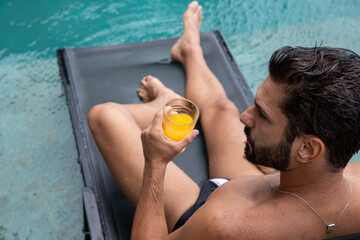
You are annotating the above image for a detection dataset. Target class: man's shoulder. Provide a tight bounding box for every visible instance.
[186,194,284,240]
[191,175,279,238]
[186,199,255,239]
[177,172,360,239]
[344,161,360,179]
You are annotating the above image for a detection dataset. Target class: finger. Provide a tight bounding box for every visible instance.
[152,109,164,131]
[142,110,160,139]
[178,129,199,149]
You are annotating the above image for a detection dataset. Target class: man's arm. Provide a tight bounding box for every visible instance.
[131,110,198,240]
[131,162,168,239]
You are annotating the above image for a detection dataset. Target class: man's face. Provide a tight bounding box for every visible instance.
[240,76,294,171]
[244,125,292,171]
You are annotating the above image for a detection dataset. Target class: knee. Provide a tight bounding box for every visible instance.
[209,97,239,116]
[87,102,119,132]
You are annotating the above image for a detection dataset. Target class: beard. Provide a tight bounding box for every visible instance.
[244,126,292,171]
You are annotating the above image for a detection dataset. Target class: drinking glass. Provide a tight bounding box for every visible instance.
[162,98,199,152]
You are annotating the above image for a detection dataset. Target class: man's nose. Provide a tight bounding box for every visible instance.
[240,105,256,128]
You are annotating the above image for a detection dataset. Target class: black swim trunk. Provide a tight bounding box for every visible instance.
[172,178,230,232]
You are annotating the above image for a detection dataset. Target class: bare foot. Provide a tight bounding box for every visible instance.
[137,75,181,104]
[171,1,203,63]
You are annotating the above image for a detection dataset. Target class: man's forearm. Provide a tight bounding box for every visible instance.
[131,162,169,240]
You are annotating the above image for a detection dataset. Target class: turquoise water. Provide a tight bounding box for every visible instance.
[1,0,359,239]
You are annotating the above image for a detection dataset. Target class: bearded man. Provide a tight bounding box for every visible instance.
[88,2,360,239]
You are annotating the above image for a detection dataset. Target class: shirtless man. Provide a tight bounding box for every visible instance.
[87,1,360,239]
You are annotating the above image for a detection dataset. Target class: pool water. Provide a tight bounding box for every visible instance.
[1,0,359,239]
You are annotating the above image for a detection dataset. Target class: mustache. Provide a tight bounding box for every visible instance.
[244,126,251,140]
[244,125,255,151]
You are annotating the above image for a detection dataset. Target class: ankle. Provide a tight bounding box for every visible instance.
[182,44,203,61]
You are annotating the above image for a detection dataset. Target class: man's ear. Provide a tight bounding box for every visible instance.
[297,136,325,163]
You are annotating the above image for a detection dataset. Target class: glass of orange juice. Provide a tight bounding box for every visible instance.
[162,98,199,152]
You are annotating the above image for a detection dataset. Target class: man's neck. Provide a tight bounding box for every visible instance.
[278,164,346,197]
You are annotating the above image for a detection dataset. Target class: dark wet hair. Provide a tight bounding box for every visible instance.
[269,46,360,171]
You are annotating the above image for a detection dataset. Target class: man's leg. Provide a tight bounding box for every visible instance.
[88,76,200,231]
[171,1,263,178]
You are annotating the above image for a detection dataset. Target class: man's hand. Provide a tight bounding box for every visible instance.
[141,109,199,167]
[132,109,198,240]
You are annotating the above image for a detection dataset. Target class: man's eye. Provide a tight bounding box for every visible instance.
[254,103,268,120]
[255,107,266,119]
[258,111,266,119]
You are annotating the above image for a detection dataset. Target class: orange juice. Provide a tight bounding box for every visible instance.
[163,113,195,141]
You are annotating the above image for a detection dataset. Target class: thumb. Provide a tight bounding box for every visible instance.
[152,110,164,128]
[179,129,199,148]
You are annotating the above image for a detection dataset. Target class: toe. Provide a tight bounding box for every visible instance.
[188,1,199,11]
[197,6,202,19]
[140,77,148,87]
[146,75,158,82]
[137,88,142,95]
[137,89,146,100]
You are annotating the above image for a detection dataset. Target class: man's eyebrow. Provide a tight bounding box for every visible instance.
[254,100,271,119]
